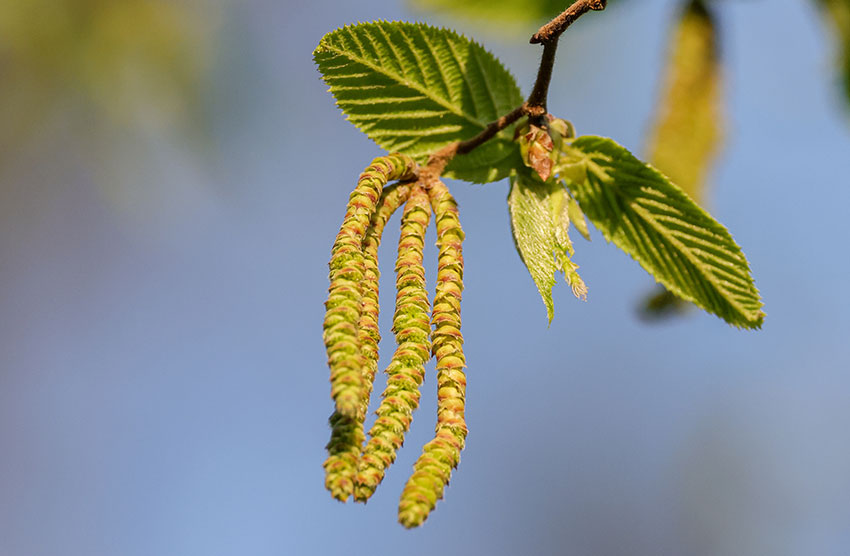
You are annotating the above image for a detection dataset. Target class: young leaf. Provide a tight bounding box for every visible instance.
[567,196,591,241]
[313,21,524,183]
[508,172,585,323]
[562,136,764,329]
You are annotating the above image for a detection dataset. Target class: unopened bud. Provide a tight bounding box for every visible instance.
[518,124,555,182]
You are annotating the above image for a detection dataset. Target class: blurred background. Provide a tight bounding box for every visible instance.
[1,0,849,554]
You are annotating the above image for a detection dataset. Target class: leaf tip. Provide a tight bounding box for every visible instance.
[741,309,766,330]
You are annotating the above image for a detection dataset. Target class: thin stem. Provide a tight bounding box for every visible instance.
[526,0,606,120]
[457,104,528,155]
[530,0,607,44]
[526,41,558,122]
[423,0,606,176]
[422,104,529,181]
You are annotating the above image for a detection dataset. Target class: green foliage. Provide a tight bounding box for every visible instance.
[642,0,722,317]
[412,0,573,26]
[313,21,523,183]
[315,7,765,528]
[508,171,586,323]
[562,136,764,328]
[646,0,721,204]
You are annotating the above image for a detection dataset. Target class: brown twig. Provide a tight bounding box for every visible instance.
[422,104,530,181]
[423,0,606,176]
[530,0,607,44]
[526,0,606,123]
[457,104,529,155]
[525,41,559,123]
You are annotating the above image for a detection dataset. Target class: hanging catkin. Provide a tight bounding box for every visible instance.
[323,154,417,419]
[324,182,415,501]
[398,179,467,528]
[324,155,416,501]
[355,183,433,503]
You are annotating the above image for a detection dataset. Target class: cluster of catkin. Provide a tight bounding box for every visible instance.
[322,153,467,528]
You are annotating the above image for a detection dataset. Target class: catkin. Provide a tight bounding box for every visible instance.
[358,183,415,417]
[323,412,365,502]
[355,184,433,503]
[324,182,414,501]
[398,180,467,528]
[324,154,417,419]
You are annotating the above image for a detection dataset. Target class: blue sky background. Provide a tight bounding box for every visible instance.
[1,0,849,554]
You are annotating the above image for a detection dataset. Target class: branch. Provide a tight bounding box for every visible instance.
[526,0,606,122]
[423,104,528,181]
[424,0,607,177]
[530,0,607,44]
[457,104,528,155]
[525,41,558,120]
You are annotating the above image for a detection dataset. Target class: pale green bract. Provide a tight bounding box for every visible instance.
[313,21,524,183]
[562,136,764,329]
[508,171,586,324]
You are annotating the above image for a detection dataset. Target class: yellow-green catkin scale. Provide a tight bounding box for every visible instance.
[354,184,433,503]
[324,183,414,502]
[647,0,721,202]
[398,180,467,529]
[324,154,417,420]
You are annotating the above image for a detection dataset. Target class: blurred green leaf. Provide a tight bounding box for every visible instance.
[639,288,690,320]
[0,0,221,209]
[817,0,850,107]
[0,1,216,134]
[643,0,723,317]
[411,0,569,26]
[646,0,721,202]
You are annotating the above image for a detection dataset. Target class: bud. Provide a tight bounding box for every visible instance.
[547,116,576,151]
[518,123,555,182]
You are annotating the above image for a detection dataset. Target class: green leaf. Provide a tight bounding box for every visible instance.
[567,196,591,241]
[313,21,524,183]
[563,136,764,329]
[508,171,586,323]
[643,0,722,317]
